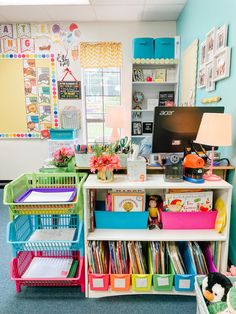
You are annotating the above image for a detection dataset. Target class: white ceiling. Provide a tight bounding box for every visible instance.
[0,0,187,22]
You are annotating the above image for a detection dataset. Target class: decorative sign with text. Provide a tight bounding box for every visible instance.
[58,81,81,99]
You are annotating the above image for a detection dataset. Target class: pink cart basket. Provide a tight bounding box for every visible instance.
[10,251,85,293]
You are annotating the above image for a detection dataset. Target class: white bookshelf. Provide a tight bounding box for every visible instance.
[131,61,180,144]
[83,174,232,298]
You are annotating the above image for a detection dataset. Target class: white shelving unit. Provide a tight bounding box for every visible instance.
[131,60,179,144]
[83,174,233,298]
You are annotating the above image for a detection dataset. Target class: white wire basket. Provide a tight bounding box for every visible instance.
[61,107,81,130]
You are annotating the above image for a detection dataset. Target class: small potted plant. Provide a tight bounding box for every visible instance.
[89,144,121,182]
[51,146,75,172]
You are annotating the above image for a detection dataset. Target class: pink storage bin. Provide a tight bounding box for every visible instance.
[161,210,217,230]
[10,251,85,293]
[88,272,109,291]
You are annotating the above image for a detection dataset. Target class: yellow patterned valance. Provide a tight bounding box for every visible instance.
[80,42,122,68]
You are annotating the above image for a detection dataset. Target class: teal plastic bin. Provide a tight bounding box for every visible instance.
[133,38,154,59]
[154,38,175,59]
[50,128,77,140]
[95,211,149,229]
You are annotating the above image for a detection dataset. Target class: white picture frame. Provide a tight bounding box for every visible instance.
[197,67,206,88]
[205,61,215,92]
[215,24,228,53]
[206,27,216,62]
[213,47,231,81]
[200,41,207,65]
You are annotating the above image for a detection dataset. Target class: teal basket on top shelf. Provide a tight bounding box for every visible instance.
[3,172,87,219]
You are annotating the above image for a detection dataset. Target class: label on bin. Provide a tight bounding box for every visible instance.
[114,278,126,288]
[179,279,190,289]
[157,277,169,286]
[136,278,148,288]
[92,278,104,288]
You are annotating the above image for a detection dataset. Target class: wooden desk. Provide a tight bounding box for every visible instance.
[76,165,235,181]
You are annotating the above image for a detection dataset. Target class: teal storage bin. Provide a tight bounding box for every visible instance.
[50,128,77,140]
[133,38,154,59]
[174,242,197,292]
[95,211,149,229]
[154,38,175,59]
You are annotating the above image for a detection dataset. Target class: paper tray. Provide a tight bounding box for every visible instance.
[14,188,77,203]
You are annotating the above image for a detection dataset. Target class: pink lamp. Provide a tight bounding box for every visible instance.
[194,113,232,181]
[105,107,126,143]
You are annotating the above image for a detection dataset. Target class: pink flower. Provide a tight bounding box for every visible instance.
[89,153,121,173]
[52,146,75,167]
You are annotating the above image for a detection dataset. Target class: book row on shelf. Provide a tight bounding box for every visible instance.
[87,240,221,293]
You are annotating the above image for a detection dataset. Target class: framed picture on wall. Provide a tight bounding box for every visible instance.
[215,24,228,53]
[197,67,206,88]
[200,41,207,65]
[132,68,144,82]
[142,122,153,133]
[206,27,216,62]
[213,47,231,81]
[132,121,142,135]
[205,62,215,92]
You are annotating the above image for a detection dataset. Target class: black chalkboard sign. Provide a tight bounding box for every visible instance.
[58,81,81,99]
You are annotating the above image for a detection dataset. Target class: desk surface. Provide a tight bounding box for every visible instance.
[76,165,235,170]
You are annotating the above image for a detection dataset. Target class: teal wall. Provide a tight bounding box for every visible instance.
[177,0,236,264]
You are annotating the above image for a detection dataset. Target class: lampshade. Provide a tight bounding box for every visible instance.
[194,113,232,147]
[105,107,126,128]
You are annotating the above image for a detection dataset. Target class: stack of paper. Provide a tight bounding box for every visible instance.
[22,257,73,278]
[28,228,76,242]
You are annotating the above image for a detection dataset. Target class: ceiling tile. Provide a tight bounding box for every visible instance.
[45,5,97,21]
[0,6,51,22]
[143,4,184,21]
[94,5,143,21]
[91,0,145,5]
[0,14,8,22]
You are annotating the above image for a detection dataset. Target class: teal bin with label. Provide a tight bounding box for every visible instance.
[154,38,175,59]
[133,38,154,59]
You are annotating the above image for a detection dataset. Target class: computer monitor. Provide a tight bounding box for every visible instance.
[152,106,225,154]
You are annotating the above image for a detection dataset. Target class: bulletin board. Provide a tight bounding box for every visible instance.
[0,53,58,139]
[180,39,199,106]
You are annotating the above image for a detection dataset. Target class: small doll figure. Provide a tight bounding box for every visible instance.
[148,195,163,230]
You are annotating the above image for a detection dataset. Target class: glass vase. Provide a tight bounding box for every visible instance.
[97,169,114,182]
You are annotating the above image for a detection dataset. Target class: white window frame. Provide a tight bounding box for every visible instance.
[82,67,122,145]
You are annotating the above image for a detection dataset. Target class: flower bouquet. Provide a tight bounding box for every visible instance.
[52,146,75,172]
[89,144,121,182]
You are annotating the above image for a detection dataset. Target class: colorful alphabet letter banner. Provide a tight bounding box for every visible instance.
[0,24,13,38]
[20,38,35,53]
[2,39,18,53]
[31,23,50,38]
[17,24,31,38]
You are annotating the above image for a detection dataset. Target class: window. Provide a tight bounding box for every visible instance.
[84,67,121,144]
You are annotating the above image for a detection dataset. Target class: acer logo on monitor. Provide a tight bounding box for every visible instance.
[159,111,174,115]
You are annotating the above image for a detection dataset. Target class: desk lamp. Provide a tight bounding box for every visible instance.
[105,107,125,143]
[194,113,232,181]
